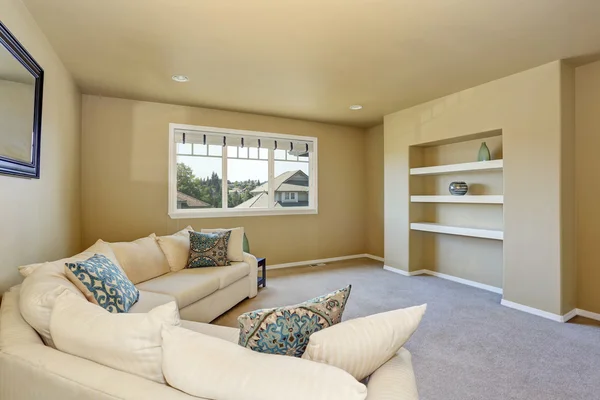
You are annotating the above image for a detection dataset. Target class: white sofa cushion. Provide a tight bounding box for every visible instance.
[17,239,122,278]
[19,262,87,347]
[365,348,420,400]
[0,286,43,349]
[161,325,367,400]
[109,234,170,284]
[201,227,244,262]
[156,226,194,272]
[302,305,426,381]
[183,262,251,289]
[135,270,221,309]
[128,290,176,314]
[50,291,180,384]
[180,320,239,343]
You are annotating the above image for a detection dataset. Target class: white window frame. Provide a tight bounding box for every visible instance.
[168,123,318,219]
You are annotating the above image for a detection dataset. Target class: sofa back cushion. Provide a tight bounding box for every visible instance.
[200,227,244,262]
[109,234,170,284]
[51,291,180,384]
[161,325,367,400]
[155,226,194,272]
[19,262,87,347]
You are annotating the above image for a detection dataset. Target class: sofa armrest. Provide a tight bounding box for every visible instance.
[366,348,419,400]
[242,252,258,298]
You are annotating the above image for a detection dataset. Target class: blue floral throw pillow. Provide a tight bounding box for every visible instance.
[64,254,139,313]
[187,231,231,268]
[238,285,351,357]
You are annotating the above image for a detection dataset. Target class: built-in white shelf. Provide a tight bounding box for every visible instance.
[410,160,503,176]
[410,222,504,241]
[410,195,503,204]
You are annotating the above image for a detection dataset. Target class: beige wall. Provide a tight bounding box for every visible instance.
[365,124,384,258]
[0,0,81,294]
[384,61,575,315]
[575,60,600,314]
[81,96,367,265]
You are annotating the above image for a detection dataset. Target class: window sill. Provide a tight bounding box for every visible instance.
[169,208,318,219]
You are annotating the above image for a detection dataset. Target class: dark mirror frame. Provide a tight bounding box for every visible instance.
[0,20,44,179]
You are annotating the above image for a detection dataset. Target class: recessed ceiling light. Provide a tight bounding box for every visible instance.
[349,105,363,110]
[172,75,189,83]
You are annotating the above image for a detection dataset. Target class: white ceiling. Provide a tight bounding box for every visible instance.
[21,0,600,127]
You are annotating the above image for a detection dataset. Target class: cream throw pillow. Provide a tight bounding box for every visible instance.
[155,226,194,272]
[201,227,244,262]
[51,291,180,384]
[17,239,122,278]
[302,304,427,381]
[161,325,367,400]
[109,234,171,284]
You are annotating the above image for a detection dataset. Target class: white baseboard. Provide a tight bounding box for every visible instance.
[425,270,503,294]
[383,265,410,276]
[500,300,577,323]
[267,254,383,270]
[562,309,578,322]
[500,303,600,323]
[364,254,384,262]
[576,308,600,322]
[383,265,426,276]
[383,265,503,294]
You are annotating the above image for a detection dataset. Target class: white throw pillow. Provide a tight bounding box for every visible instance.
[19,262,87,347]
[155,226,194,272]
[302,304,427,381]
[109,234,171,284]
[51,291,180,384]
[201,227,244,262]
[17,239,122,278]
[161,325,367,400]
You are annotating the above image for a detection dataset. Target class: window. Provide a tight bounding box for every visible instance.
[281,192,298,203]
[169,124,317,218]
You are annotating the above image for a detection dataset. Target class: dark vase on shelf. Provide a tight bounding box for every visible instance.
[478,142,491,161]
[449,181,468,196]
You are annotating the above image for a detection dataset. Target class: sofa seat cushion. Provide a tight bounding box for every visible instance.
[128,290,176,314]
[180,320,239,343]
[136,272,221,309]
[179,262,250,290]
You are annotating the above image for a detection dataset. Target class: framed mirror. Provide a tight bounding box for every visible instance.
[0,20,44,178]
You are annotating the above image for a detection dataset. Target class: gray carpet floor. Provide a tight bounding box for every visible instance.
[213,258,600,400]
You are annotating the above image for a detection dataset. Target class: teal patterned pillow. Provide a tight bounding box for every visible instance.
[238,285,351,357]
[64,254,139,313]
[187,231,231,268]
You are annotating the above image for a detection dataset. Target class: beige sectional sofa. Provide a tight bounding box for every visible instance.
[0,287,420,400]
[2,228,421,399]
